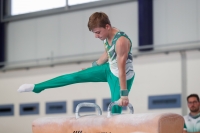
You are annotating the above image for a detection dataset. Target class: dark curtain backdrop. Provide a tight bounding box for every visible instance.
[0,1,5,68]
[138,0,153,51]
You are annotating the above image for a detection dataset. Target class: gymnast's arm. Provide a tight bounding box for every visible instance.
[82,50,107,70]
[96,50,108,65]
[116,37,130,106]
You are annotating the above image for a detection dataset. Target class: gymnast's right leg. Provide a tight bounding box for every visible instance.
[17,64,108,93]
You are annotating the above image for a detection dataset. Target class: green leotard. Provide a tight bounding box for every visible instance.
[33,31,135,113]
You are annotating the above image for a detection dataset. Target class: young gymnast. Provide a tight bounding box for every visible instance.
[18,12,135,113]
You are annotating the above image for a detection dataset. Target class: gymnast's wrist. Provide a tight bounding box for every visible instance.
[120,89,129,97]
[92,61,99,67]
[121,96,128,99]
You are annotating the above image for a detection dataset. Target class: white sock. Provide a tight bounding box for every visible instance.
[17,84,34,93]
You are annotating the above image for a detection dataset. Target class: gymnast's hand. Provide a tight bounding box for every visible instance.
[81,67,89,70]
[118,96,129,106]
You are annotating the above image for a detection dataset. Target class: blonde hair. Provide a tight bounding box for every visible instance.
[88,12,111,31]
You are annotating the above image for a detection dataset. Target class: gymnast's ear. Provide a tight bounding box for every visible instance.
[105,24,111,30]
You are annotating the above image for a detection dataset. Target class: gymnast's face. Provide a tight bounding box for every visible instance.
[187,97,200,113]
[92,24,110,40]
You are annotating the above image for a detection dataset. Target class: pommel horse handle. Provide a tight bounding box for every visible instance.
[107,101,134,117]
[75,102,102,119]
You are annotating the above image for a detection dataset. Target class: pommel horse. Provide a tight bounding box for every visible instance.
[32,102,184,133]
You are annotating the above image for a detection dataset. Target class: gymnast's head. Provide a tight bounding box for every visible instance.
[88,12,112,40]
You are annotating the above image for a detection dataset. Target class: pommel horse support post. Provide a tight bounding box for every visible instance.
[32,102,184,133]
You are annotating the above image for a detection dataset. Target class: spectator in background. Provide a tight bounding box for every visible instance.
[183,94,200,133]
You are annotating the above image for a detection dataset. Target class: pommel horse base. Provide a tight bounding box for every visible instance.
[32,102,184,133]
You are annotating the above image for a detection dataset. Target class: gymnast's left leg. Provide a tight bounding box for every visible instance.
[17,64,109,93]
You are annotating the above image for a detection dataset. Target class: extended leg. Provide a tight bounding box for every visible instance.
[18,64,109,93]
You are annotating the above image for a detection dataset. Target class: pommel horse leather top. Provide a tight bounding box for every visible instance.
[32,102,184,133]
